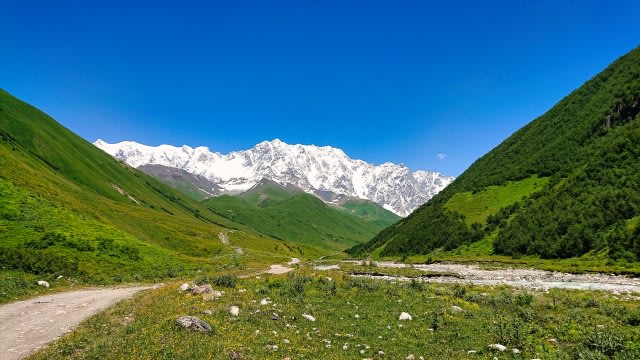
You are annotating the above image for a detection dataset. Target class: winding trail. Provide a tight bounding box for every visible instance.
[0,285,157,360]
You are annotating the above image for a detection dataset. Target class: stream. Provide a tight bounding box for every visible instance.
[344,261,640,294]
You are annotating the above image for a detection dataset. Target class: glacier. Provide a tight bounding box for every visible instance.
[94,138,454,216]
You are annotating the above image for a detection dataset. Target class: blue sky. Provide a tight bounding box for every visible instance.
[2,1,639,176]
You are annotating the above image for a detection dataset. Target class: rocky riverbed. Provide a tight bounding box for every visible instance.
[344,261,640,295]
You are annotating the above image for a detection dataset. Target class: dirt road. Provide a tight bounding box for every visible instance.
[0,286,155,360]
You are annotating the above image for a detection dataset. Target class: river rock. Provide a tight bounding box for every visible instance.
[176,316,212,332]
[37,280,50,288]
[192,284,213,295]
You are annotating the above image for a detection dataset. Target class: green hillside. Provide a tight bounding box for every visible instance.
[0,89,315,300]
[350,46,640,262]
[339,198,401,227]
[203,180,397,251]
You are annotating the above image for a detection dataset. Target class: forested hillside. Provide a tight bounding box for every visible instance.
[350,46,640,261]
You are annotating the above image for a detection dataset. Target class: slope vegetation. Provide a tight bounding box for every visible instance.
[0,89,308,299]
[204,180,399,251]
[351,46,640,262]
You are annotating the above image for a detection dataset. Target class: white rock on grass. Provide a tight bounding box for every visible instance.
[399,312,412,321]
[37,280,50,288]
[302,314,316,322]
[512,348,521,354]
[451,305,463,312]
[179,283,190,292]
[229,306,240,317]
[488,344,507,352]
[260,298,272,305]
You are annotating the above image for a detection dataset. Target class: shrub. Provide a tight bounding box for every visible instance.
[213,274,238,288]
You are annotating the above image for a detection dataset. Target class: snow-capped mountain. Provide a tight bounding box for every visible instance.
[94,139,454,216]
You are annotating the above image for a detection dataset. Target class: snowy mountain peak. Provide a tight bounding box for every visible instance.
[94,139,454,216]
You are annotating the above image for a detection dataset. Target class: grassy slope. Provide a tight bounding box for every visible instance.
[351,46,640,266]
[339,198,401,228]
[444,176,548,226]
[204,181,396,251]
[0,89,322,302]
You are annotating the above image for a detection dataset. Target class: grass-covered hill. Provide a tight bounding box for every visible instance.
[350,46,640,263]
[203,179,399,251]
[0,89,316,298]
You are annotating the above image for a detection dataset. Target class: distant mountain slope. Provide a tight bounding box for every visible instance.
[203,179,399,251]
[137,164,223,200]
[351,46,640,261]
[0,89,309,289]
[94,139,454,216]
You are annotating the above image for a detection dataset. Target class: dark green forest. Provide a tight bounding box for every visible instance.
[350,46,640,261]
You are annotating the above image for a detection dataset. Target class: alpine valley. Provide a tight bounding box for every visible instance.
[94,139,454,217]
[2,45,640,360]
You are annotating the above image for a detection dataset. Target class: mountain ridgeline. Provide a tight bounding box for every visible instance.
[94,139,454,217]
[351,46,640,261]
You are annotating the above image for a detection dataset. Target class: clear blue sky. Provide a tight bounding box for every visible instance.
[2,1,639,176]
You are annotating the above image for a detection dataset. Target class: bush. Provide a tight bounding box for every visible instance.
[25,232,67,249]
[515,291,534,306]
[0,247,78,275]
[213,274,238,288]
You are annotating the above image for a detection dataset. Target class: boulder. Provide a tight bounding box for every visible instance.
[229,305,240,317]
[399,312,412,321]
[191,284,213,295]
[202,290,224,301]
[178,283,190,292]
[37,280,50,288]
[176,316,212,333]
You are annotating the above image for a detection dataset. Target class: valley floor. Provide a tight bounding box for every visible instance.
[10,259,640,359]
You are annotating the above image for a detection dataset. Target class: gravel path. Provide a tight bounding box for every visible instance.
[0,286,156,360]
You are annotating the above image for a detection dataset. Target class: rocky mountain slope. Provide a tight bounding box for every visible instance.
[94,139,454,216]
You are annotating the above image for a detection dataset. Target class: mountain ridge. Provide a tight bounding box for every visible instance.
[94,138,454,216]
